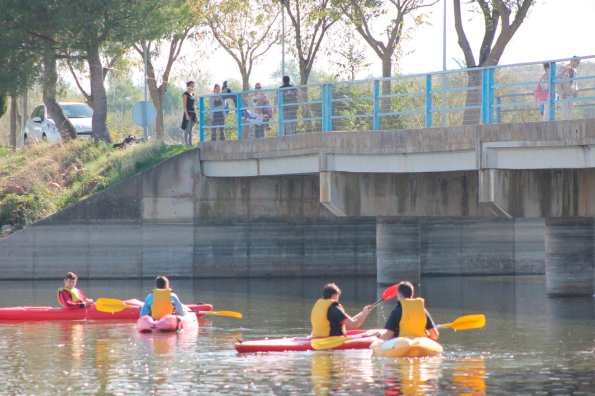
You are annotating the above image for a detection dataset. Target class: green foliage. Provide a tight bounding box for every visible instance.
[0,141,192,231]
[0,96,6,119]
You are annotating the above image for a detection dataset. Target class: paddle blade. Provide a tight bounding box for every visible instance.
[200,310,243,319]
[96,298,136,313]
[311,336,349,350]
[441,314,486,331]
[382,284,399,301]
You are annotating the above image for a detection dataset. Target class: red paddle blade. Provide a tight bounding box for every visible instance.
[382,284,398,301]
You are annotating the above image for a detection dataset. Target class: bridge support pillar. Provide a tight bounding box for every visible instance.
[545,218,594,296]
[377,218,420,285]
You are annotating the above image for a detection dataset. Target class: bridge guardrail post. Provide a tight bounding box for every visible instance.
[236,93,243,141]
[488,68,495,124]
[321,84,328,131]
[481,68,489,124]
[278,89,284,136]
[325,84,333,132]
[548,61,556,121]
[373,80,380,130]
[199,96,205,142]
[425,74,432,128]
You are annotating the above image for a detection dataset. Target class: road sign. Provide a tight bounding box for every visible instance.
[132,101,157,127]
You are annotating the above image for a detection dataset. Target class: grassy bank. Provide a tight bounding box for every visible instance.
[0,141,191,235]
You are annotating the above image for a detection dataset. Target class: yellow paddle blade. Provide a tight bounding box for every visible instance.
[202,310,243,319]
[440,314,486,331]
[95,298,137,313]
[311,336,350,350]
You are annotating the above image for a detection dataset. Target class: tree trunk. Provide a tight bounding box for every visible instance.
[42,49,77,141]
[9,96,17,150]
[147,74,164,140]
[240,67,250,92]
[299,58,309,86]
[380,54,393,118]
[462,68,482,125]
[87,44,111,143]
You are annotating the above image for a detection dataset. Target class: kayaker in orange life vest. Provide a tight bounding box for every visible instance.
[378,281,439,341]
[139,275,188,319]
[310,283,373,337]
[57,272,95,309]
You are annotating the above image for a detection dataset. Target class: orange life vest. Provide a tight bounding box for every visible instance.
[151,288,174,320]
[399,298,428,337]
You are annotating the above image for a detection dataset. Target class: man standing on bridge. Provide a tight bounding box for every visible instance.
[557,56,581,120]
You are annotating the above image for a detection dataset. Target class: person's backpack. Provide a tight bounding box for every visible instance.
[535,81,548,102]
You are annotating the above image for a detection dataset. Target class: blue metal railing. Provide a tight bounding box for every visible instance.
[198,55,595,142]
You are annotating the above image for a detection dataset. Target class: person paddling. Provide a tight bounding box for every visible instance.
[310,283,373,337]
[57,272,95,309]
[378,281,439,341]
[139,276,187,319]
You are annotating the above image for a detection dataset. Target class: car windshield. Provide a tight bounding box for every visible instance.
[61,104,93,118]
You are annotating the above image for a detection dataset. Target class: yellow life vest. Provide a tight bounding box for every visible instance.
[399,298,428,337]
[151,288,174,320]
[57,287,83,306]
[310,298,347,337]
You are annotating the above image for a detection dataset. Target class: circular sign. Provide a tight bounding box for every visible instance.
[132,101,157,127]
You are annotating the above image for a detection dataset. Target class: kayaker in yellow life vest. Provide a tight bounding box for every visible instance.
[310,283,373,337]
[378,281,439,341]
[57,272,95,309]
[139,275,188,319]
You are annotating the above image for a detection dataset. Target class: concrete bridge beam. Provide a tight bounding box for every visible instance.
[545,218,594,296]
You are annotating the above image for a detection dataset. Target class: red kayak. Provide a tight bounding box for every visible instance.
[0,300,213,321]
[235,329,385,353]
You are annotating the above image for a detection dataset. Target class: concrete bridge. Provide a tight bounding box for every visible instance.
[1,118,593,296]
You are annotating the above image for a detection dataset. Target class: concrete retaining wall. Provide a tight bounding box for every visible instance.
[0,147,547,280]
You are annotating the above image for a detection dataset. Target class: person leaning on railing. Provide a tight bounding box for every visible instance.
[209,84,228,141]
[278,76,299,136]
[252,83,272,138]
[557,56,581,120]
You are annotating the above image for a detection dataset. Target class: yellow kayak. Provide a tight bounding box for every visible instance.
[371,337,443,358]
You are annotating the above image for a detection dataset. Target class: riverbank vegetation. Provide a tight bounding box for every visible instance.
[0,141,190,235]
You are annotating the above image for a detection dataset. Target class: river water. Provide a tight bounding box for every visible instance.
[0,276,593,395]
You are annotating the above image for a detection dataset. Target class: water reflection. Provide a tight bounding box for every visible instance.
[449,358,486,396]
[0,276,592,395]
[379,357,443,396]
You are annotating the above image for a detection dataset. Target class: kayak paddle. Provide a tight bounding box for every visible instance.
[198,310,243,319]
[370,284,399,309]
[95,298,243,319]
[436,314,486,331]
[311,332,378,350]
[311,314,487,350]
[96,298,137,312]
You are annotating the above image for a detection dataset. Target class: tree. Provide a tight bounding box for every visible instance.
[0,1,77,142]
[66,50,124,110]
[331,29,371,80]
[133,26,193,140]
[335,0,437,114]
[0,96,6,119]
[66,0,186,142]
[284,0,340,85]
[335,0,437,79]
[196,0,280,91]
[453,0,535,124]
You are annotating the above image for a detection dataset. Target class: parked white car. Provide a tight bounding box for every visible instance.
[24,102,93,144]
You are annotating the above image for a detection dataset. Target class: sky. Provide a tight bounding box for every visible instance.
[174,0,595,90]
